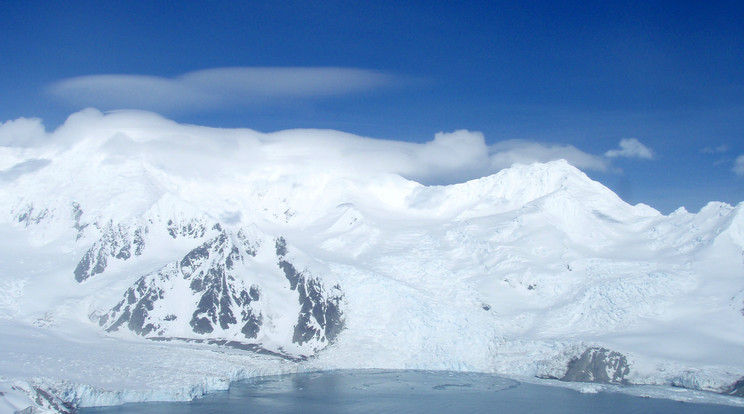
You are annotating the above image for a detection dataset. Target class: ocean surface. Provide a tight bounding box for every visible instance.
[80,370,744,413]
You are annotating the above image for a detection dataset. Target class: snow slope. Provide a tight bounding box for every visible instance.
[1,110,744,412]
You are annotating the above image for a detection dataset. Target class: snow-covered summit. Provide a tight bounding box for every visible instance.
[1,109,661,230]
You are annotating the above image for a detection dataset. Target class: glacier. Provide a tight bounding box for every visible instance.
[1,109,744,412]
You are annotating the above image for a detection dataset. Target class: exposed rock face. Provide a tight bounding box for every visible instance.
[71,201,88,240]
[727,378,744,397]
[9,382,74,414]
[559,347,630,384]
[166,218,209,239]
[74,221,148,282]
[15,203,49,227]
[98,231,344,356]
[74,217,215,283]
[184,231,262,337]
[100,230,263,339]
[276,237,344,347]
[100,268,167,336]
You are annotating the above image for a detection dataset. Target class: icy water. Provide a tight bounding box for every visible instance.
[81,370,744,413]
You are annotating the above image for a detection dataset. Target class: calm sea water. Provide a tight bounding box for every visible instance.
[81,370,744,413]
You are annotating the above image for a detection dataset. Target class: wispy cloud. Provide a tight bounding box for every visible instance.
[604,138,655,160]
[48,67,397,113]
[701,144,729,154]
[734,155,744,177]
[490,140,609,173]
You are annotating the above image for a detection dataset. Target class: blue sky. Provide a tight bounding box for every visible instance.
[1,1,743,213]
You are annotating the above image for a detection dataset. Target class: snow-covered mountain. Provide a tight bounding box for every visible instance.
[1,110,744,412]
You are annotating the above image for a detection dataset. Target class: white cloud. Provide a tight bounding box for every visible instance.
[0,117,48,147]
[491,140,609,172]
[701,144,729,154]
[405,130,492,184]
[604,138,655,159]
[0,110,614,186]
[48,67,396,113]
[734,155,744,177]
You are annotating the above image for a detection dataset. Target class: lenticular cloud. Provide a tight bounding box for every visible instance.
[0,109,610,186]
[48,67,396,113]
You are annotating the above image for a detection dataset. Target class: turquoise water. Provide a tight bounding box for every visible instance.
[81,370,744,413]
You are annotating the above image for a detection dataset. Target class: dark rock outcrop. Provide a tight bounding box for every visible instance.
[101,231,264,340]
[559,347,630,384]
[75,217,216,283]
[74,222,148,282]
[99,269,167,336]
[727,377,744,397]
[10,384,74,414]
[276,237,344,346]
[166,218,208,239]
[15,203,49,227]
[71,201,89,240]
[99,231,344,356]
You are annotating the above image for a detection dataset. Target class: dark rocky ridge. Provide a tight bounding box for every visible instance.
[561,347,630,384]
[276,237,344,346]
[9,383,74,414]
[74,222,147,282]
[185,231,262,337]
[74,217,213,283]
[71,201,88,240]
[98,230,344,356]
[100,268,167,336]
[100,230,264,340]
[15,203,49,227]
[540,347,630,385]
[167,218,208,239]
[727,378,744,397]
